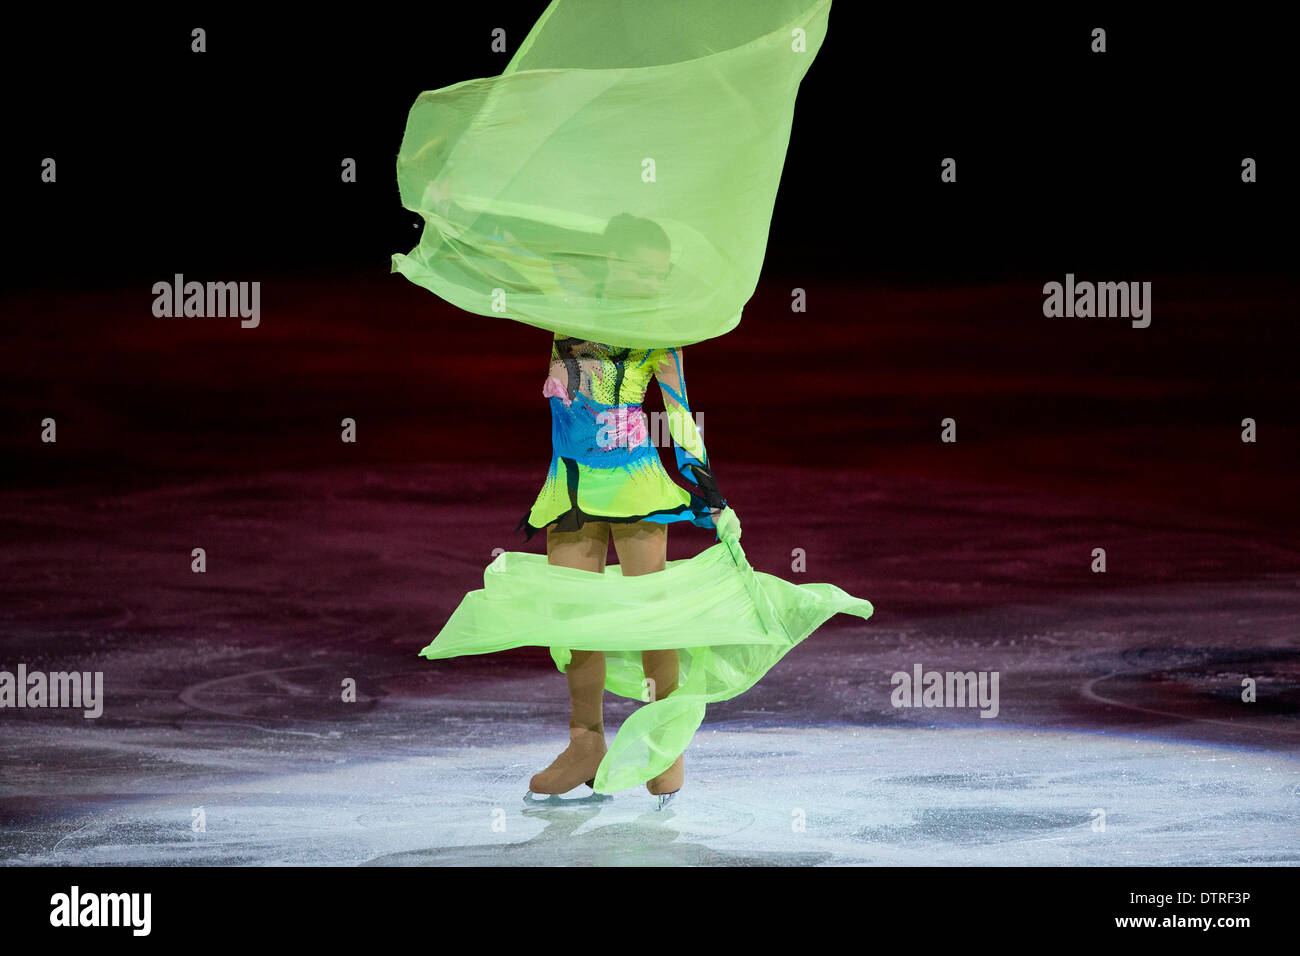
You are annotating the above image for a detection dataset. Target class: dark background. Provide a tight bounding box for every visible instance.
[4,6,1291,287]
[1,5,1294,528]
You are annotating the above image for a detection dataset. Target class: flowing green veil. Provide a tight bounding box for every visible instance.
[421,507,872,793]
[392,0,833,348]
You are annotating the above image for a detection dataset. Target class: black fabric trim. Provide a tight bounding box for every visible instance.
[515,458,728,542]
[611,346,631,403]
[554,337,582,401]
[563,456,580,513]
[686,463,725,510]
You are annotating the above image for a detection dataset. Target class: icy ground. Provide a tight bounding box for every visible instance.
[1,464,1296,865]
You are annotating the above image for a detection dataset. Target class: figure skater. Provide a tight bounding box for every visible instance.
[396,0,869,811]
[510,214,725,808]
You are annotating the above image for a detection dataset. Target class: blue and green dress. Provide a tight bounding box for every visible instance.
[518,335,724,540]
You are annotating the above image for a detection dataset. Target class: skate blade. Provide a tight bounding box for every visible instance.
[655,790,679,811]
[523,786,610,806]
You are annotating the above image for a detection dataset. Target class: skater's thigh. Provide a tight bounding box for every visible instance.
[610,520,666,576]
[547,521,609,573]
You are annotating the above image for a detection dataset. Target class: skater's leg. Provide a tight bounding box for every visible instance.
[609,519,665,575]
[639,648,679,702]
[528,521,610,796]
[564,650,606,733]
[610,521,677,699]
[546,519,609,573]
[611,521,683,802]
[547,521,609,732]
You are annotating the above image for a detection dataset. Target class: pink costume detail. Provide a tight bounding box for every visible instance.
[542,375,572,407]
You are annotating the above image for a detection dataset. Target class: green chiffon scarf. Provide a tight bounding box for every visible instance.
[391,0,833,348]
[418,507,873,793]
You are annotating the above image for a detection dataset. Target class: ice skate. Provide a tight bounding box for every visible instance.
[523,725,606,802]
[646,753,683,810]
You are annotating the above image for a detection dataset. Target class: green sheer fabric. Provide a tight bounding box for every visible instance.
[419,508,873,793]
[398,2,869,794]
[391,0,832,348]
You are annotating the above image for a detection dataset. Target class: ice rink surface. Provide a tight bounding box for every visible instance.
[2,463,1296,866]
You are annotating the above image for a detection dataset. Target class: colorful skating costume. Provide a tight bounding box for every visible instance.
[391,0,871,794]
[518,337,724,540]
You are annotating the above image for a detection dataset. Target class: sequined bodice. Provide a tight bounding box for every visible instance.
[547,335,668,407]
